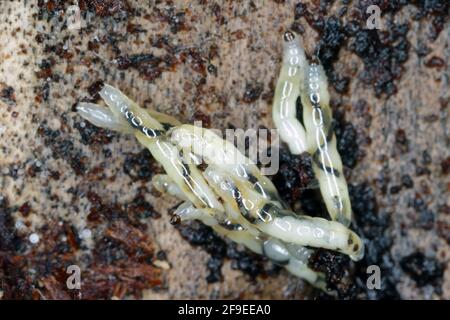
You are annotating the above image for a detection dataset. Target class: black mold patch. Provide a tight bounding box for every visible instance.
[350,182,400,299]
[116,53,176,82]
[37,123,87,175]
[74,121,115,146]
[349,24,409,97]
[400,252,444,287]
[317,16,346,70]
[243,83,264,104]
[294,1,449,97]
[123,149,159,181]
[271,149,315,207]
[309,249,352,296]
[87,80,105,102]
[0,196,21,252]
[310,182,401,299]
[127,192,161,220]
[0,83,16,106]
[334,110,360,169]
[411,194,435,230]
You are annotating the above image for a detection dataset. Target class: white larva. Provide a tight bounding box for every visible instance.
[272,31,353,227]
[272,31,308,155]
[76,56,363,292]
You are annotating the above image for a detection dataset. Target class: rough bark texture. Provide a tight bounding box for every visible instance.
[0,0,448,299]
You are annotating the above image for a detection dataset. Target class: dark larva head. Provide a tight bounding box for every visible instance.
[170,214,181,225]
[283,30,295,43]
[348,233,365,261]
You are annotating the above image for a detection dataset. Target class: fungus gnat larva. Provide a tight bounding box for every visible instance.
[77,31,364,292]
[272,31,353,227]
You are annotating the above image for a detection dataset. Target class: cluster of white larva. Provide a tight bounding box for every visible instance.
[272,31,353,227]
[77,52,363,290]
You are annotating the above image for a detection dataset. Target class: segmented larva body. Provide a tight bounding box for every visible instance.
[77,82,363,290]
[302,63,352,226]
[272,32,308,155]
[273,31,352,226]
